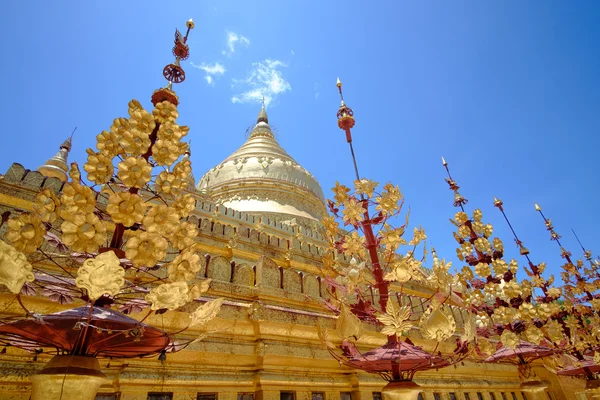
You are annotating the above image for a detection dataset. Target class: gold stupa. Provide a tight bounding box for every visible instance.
[197,105,326,223]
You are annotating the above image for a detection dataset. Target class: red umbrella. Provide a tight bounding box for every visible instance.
[557,357,600,377]
[0,306,170,358]
[485,341,555,363]
[347,341,449,374]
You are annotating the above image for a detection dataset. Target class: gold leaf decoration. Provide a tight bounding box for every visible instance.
[0,240,35,294]
[189,297,224,327]
[75,251,124,301]
[145,281,192,311]
[316,321,335,349]
[336,304,363,340]
[376,299,413,337]
[419,306,456,342]
[500,330,519,349]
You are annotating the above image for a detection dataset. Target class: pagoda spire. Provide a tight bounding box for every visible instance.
[38,128,76,182]
[257,98,268,124]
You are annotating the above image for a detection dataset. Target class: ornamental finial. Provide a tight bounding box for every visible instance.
[534,203,541,212]
[152,19,195,106]
[336,77,355,139]
[441,156,447,166]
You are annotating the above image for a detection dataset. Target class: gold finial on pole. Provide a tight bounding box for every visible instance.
[441,156,447,166]
[335,77,356,144]
[534,203,541,212]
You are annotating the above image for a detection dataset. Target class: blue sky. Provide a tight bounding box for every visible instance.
[1,1,599,279]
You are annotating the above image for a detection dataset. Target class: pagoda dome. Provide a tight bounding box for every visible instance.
[197,106,326,222]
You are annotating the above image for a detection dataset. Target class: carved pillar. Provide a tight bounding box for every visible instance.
[421,392,435,400]
[217,393,239,400]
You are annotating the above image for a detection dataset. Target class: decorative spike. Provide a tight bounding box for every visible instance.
[442,156,447,166]
[336,77,342,88]
[493,196,503,208]
[534,203,541,211]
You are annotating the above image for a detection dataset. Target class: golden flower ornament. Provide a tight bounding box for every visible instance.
[69,162,81,182]
[125,231,168,267]
[341,231,366,258]
[419,307,456,342]
[60,182,96,217]
[342,198,365,225]
[336,304,363,340]
[145,281,191,310]
[354,179,378,198]
[96,130,124,157]
[152,100,179,123]
[377,299,414,337]
[379,224,406,251]
[128,99,143,116]
[106,192,146,227]
[384,256,422,283]
[110,117,130,138]
[117,157,152,188]
[0,240,35,294]
[477,337,494,356]
[61,212,107,253]
[84,149,114,185]
[167,249,203,282]
[157,121,187,141]
[332,182,350,205]
[129,108,156,135]
[408,227,426,246]
[4,213,46,254]
[170,221,199,250]
[524,326,544,345]
[189,297,224,327]
[33,189,60,224]
[454,212,469,225]
[500,329,520,349]
[173,194,196,218]
[143,204,180,237]
[75,251,125,300]
[121,128,151,156]
[152,139,183,166]
[375,183,402,215]
[172,158,193,180]
[156,171,185,196]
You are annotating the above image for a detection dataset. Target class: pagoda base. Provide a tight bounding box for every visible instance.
[30,355,107,400]
[382,380,421,400]
[519,380,548,400]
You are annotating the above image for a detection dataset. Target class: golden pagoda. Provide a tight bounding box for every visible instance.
[0,20,594,400]
[197,104,326,224]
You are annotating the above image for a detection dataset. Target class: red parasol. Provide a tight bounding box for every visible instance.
[0,306,170,358]
[557,357,600,377]
[346,341,449,374]
[485,341,555,363]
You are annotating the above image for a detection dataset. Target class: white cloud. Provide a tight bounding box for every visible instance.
[191,62,226,85]
[231,59,291,106]
[291,49,295,56]
[223,31,250,56]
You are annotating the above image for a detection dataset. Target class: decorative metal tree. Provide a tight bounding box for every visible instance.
[441,160,565,400]
[0,19,223,400]
[317,80,476,400]
[531,205,600,395]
